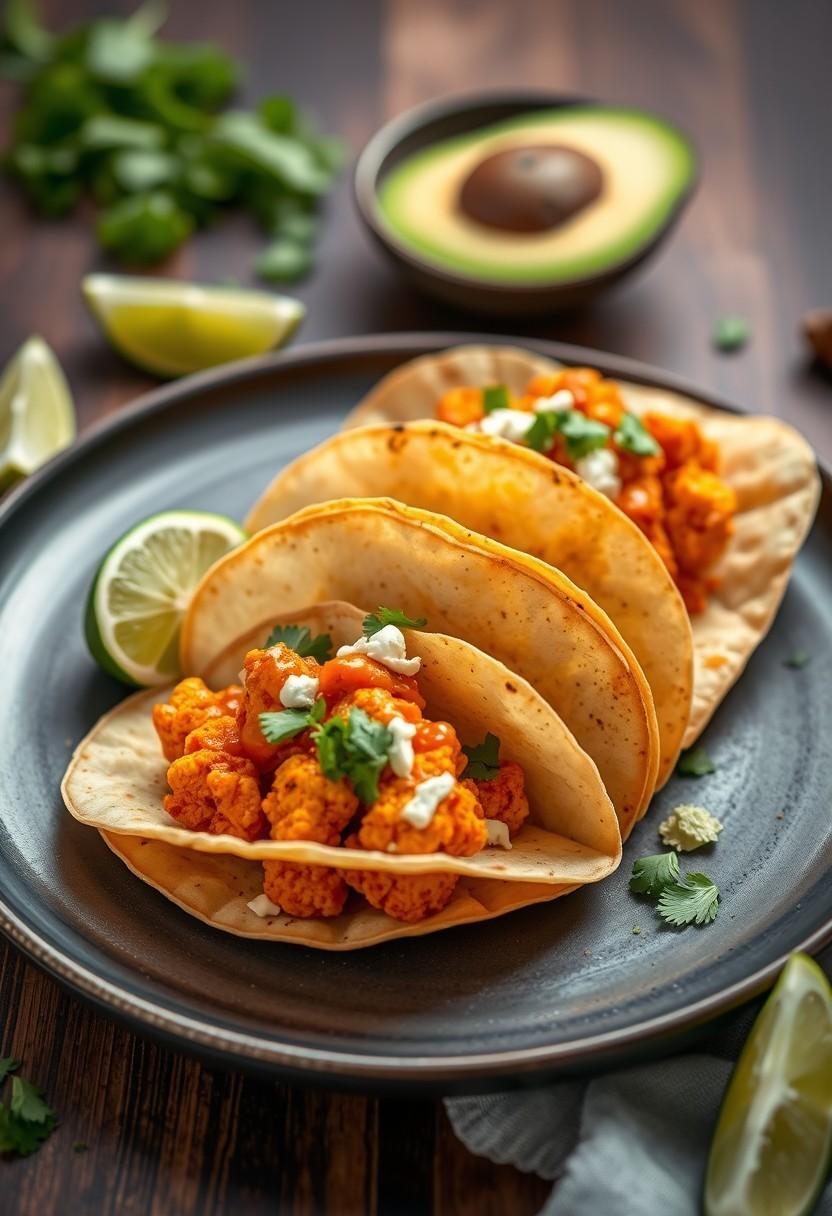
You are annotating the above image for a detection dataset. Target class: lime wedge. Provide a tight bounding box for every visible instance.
[85,510,246,686]
[82,274,305,378]
[705,952,832,1216]
[0,336,75,492]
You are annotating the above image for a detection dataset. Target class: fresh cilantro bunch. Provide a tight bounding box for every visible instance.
[462,733,501,781]
[629,851,720,927]
[0,1057,57,1156]
[0,0,344,278]
[263,623,333,663]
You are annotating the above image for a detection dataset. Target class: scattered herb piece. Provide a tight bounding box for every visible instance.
[629,851,680,898]
[713,316,750,353]
[632,925,642,935]
[676,744,716,778]
[462,733,502,781]
[0,1058,19,1084]
[11,1076,52,1124]
[362,607,427,638]
[314,707,392,804]
[784,650,811,669]
[524,410,559,454]
[263,623,333,663]
[659,804,723,851]
[0,1065,57,1157]
[657,873,720,926]
[614,411,661,457]
[259,695,325,745]
[482,384,510,414]
[524,408,610,460]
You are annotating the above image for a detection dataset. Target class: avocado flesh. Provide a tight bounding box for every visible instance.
[378,108,696,284]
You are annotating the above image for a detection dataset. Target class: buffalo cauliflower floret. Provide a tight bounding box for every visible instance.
[238,643,319,770]
[164,748,266,841]
[262,754,358,845]
[358,751,486,857]
[664,464,737,574]
[153,678,242,762]
[329,685,422,727]
[318,653,425,710]
[461,760,530,835]
[436,385,486,428]
[262,860,347,918]
[344,863,458,923]
[184,714,245,757]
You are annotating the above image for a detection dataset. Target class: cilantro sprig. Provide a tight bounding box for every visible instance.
[259,695,325,744]
[462,733,501,781]
[263,622,333,663]
[614,412,661,457]
[0,1057,57,1157]
[315,707,392,804]
[482,384,510,414]
[362,607,427,638]
[525,408,610,460]
[629,852,720,928]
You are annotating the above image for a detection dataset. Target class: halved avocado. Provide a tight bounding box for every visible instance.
[377,107,696,285]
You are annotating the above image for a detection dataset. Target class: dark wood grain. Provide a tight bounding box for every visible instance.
[1,1,830,1212]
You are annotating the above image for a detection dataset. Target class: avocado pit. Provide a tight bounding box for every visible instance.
[458,144,604,234]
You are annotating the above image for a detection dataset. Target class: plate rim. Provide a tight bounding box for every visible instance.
[1,331,830,1087]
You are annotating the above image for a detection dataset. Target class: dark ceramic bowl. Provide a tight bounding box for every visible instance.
[354,91,698,316]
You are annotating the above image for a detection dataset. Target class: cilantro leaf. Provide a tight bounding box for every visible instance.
[0,1058,19,1084]
[657,873,719,926]
[263,623,333,662]
[525,410,559,454]
[11,1076,52,1124]
[614,412,661,457]
[482,384,510,414]
[462,733,501,781]
[784,650,811,669]
[558,410,611,460]
[362,607,427,638]
[629,851,680,897]
[676,745,716,778]
[0,1103,57,1156]
[314,708,392,804]
[259,696,325,745]
[713,316,750,353]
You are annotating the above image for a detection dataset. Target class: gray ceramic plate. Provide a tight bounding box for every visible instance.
[1,334,830,1092]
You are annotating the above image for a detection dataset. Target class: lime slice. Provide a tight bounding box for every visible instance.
[85,510,246,686]
[82,274,305,378]
[705,952,832,1216]
[0,336,75,492]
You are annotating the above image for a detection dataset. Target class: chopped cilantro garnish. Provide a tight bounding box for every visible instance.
[676,745,716,778]
[263,623,333,662]
[657,873,720,926]
[629,851,680,897]
[314,707,392,803]
[713,316,750,352]
[0,1065,56,1157]
[259,696,325,744]
[614,412,661,457]
[525,410,560,454]
[482,384,510,414]
[462,733,501,781]
[524,408,610,460]
[784,650,811,669]
[362,607,427,637]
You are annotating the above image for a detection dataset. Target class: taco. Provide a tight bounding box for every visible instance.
[181,499,660,834]
[334,345,819,743]
[63,603,621,949]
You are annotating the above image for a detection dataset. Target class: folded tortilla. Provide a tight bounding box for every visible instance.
[180,500,659,834]
[340,345,820,744]
[245,421,693,787]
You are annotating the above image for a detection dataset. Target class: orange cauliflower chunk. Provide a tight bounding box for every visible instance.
[358,751,486,857]
[164,748,266,841]
[616,476,679,578]
[263,860,347,918]
[262,754,358,845]
[462,761,530,835]
[644,413,718,472]
[153,678,242,762]
[344,864,458,923]
[664,465,737,573]
[184,714,245,757]
[238,643,319,770]
[329,685,422,727]
[436,386,485,427]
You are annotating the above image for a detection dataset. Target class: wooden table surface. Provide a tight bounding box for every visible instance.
[1,1,830,1212]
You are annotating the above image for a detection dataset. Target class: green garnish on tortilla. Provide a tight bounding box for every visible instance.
[462,732,501,781]
[264,622,333,662]
[362,607,427,638]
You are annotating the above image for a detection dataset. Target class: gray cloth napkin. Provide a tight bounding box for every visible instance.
[446,946,832,1215]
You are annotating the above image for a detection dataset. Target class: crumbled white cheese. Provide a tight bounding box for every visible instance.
[401,772,456,829]
[659,804,724,852]
[485,819,512,850]
[247,893,283,918]
[279,673,320,709]
[337,624,421,675]
[574,447,621,498]
[477,408,536,443]
[387,715,417,778]
[533,389,575,412]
